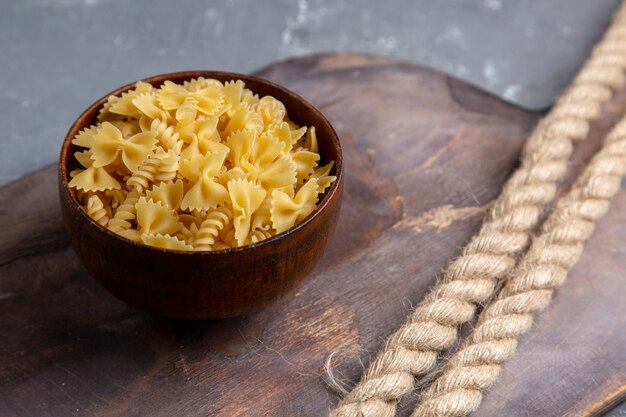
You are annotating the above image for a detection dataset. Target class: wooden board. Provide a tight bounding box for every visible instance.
[1,53,625,417]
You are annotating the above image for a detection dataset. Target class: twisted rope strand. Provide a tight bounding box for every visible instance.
[329,4,626,417]
[411,107,626,417]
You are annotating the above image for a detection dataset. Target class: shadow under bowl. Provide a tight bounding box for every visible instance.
[59,71,343,320]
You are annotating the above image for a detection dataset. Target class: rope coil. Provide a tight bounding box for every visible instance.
[329,3,626,417]
[412,110,626,417]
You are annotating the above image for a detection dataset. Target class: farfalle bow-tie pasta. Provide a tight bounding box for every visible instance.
[68,78,336,251]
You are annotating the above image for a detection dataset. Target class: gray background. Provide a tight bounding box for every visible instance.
[0,0,622,185]
[1,0,624,414]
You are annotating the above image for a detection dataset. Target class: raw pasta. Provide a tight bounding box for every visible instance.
[69,78,336,251]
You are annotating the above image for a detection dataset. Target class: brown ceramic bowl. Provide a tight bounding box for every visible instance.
[59,71,343,320]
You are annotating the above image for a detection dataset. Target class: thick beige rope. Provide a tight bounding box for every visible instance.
[329,4,626,417]
[411,107,626,417]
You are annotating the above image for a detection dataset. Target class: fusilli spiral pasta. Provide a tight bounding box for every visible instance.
[126,149,163,193]
[247,228,273,245]
[150,118,183,155]
[156,149,180,182]
[194,206,232,251]
[108,189,140,233]
[86,194,109,227]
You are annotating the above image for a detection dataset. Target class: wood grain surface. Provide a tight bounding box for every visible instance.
[1,53,625,417]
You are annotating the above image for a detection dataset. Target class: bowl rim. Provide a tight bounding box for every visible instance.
[59,70,343,256]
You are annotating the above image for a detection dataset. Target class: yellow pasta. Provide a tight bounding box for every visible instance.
[226,129,255,168]
[292,150,320,184]
[155,150,180,182]
[247,228,273,245]
[86,194,109,227]
[257,155,297,190]
[270,178,319,234]
[90,122,157,173]
[149,118,183,155]
[141,233,193,251]
[108,189,140,233]
[179,150,229,211]
[105,188,128,210]
[145,180,184,211]
[107,82,154,120]
[258,96,286,126]
[69,166,121,192]
[228,178,267,247]
[126,148,165,193]
[311,161,337,194]
[176,214,201,246]
[72,125,99,148]
[194,206,232,251]
[68,78,336,250]
[135,197,181,236]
